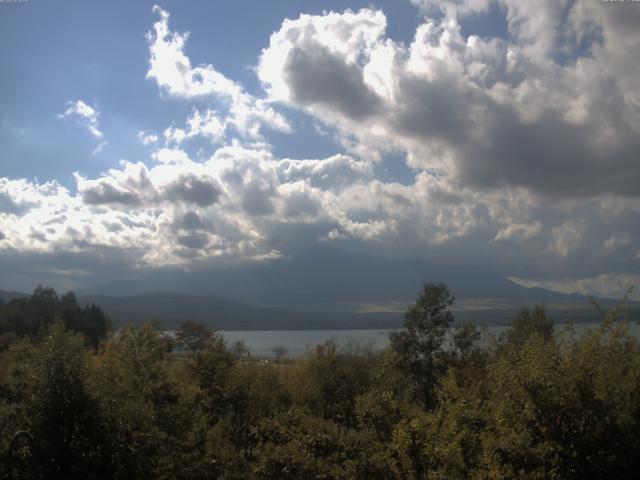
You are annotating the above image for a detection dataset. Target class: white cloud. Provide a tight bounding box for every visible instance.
[146,6,239,99]
[146,5,290,140]
[1,139,637,284]
[59,100,103,138]
[3,3,640,291]
[493,221,542,242]
[58,100,107,154]
[138,130,159,145]
[547,220,584,258]
[0,144,486,268]
[604,232,633,252]
[258,4,640,197]
[511,273,640,302]
[164,109,225,145]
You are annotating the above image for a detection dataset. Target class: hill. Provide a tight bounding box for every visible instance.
[0,289,27,303]
[80,248,589,307]
[76,291,638,331]
[77,291,403,330]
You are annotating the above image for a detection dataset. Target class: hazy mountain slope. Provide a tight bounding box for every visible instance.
[0,289,27,303]
[80,248,588,306]
[3,285,636,331]
[78,291,403,330]
[77,291,639,331]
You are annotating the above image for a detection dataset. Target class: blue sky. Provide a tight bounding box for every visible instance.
[1,0,639,301]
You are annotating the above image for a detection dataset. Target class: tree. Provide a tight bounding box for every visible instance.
[292,341,374,426]
[60,292,110,349]
[389,282,454,407]
[501,305,553,350]
[91,323,188,479]
[271,345,288,363]
[27,286,59,338]
[452,321,482,359]
[189,336,237,426]
[24,323,108,479]
[231,339,251,358]
[0,287,109,347]
[175,319,214,356]
[253,409,390,479]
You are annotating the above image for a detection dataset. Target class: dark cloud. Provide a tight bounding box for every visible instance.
[102,221,123,233]
[177,232,210,249]
[43,215,68,225]
[392,75,478,143]
[241,187,275,216]
[79,164,156,207]
[282,190,320,218]
[284,43,381,120]
[454,105,640,199]
[82,183,142,206]
[0,245,146,293]
[165,174,221,207]
[29,228,47,242]
[0,192,38,216]
[175,211,205,231]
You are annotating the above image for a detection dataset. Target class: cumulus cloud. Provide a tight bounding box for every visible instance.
[0,190,38,216]
[1,139,637,297]
[0,143,483,269]
[493,221,542,242]
[274,154,374,190]
[604,232,634,252]
[75,162,157,207]
[2,3,639,301]
[138,130,159,145]
[511,273,640,302]
[146,5,290,140]
[547,220,584,258]
[258,3,640,199]
[164,174,221,207]
[164,109,225,145]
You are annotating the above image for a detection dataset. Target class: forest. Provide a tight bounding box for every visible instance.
[1,283,639,479]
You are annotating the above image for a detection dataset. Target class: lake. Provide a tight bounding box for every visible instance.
[218,321,640,358]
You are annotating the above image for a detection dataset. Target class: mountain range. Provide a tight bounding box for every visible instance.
[2,250,636,329]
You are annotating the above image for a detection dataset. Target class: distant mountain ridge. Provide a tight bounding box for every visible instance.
[77,291,403,330]
[67,290,640,330]
[0,289,27,303]
[3,253,637,331]
[79,248,591,306]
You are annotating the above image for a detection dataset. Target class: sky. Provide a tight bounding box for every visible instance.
[0,0,639,301]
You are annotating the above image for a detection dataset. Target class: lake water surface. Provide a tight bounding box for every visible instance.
[219,322,640,358]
